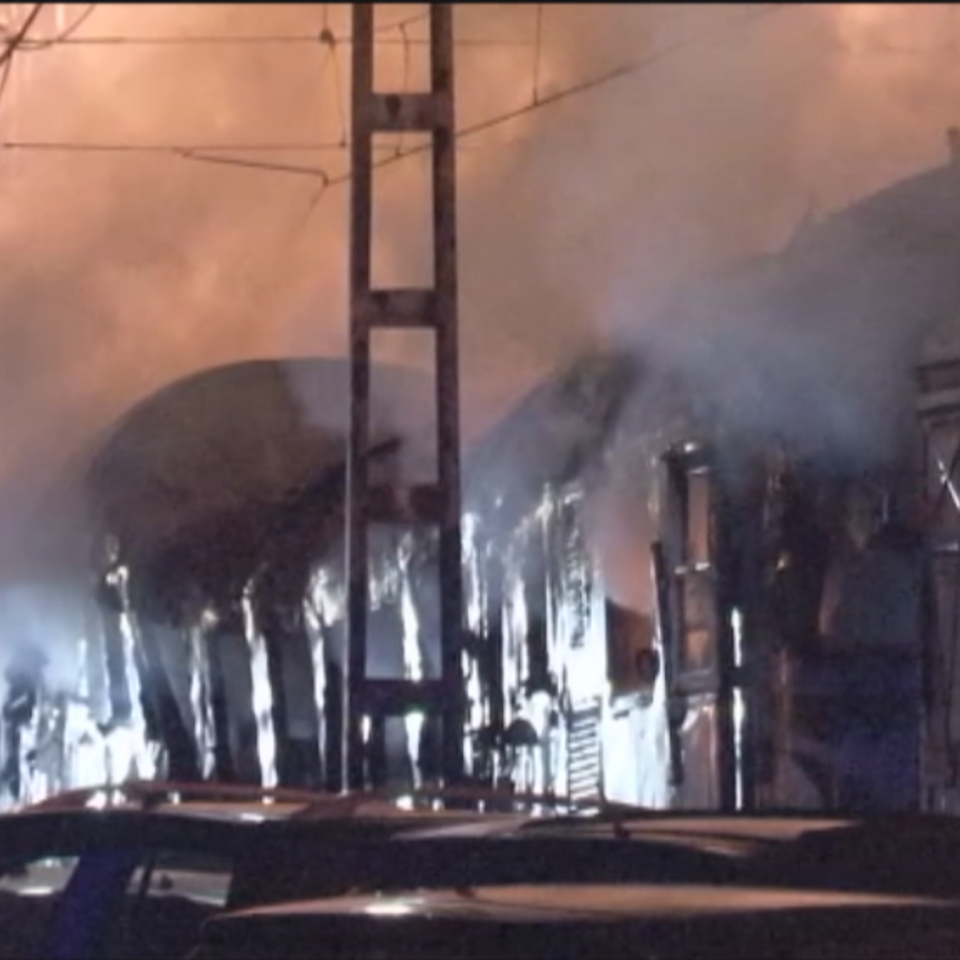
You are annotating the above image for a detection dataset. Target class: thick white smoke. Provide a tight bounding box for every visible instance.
[0,3,958,620]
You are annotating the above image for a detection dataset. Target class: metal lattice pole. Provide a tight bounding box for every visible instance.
[344,3,465,791]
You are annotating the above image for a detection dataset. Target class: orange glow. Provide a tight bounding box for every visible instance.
[0,2,958,583]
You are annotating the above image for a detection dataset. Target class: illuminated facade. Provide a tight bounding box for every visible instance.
[7,148,960,810]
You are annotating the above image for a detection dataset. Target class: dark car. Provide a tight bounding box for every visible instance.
[221,807,960,915]
[14,785,960,960]
[0,781,565,960]
[187,881,960,960]
[0,788,831,960]
[396,808,960,898]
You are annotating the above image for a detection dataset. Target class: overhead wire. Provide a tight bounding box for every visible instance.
[19,33,536,48]
[0,2,45,114]
[395,21,413,159]
[1,138,418,154]
[312,3,789,197]
[0,138,332,177]
[325,30,348,148]
[374,10,428,35]
[4,15,339,178]
[14,9,520,49]
[0,57,12,114]
[532,3,544,104]
[18,3,97,50]
[0,3,788,181]
[0,3,44,70]
[2,139,350,153]
[0,27,14,110]
[0,3,792,319]
[170,153,328,179]
[225,10,430,327]
[269,0,791,322]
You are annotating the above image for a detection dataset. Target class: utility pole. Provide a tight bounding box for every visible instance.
[343,4,465,791]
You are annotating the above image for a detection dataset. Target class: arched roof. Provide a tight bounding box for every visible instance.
[82,356,434,574]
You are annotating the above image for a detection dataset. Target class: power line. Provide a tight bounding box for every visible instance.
[0,57,12,113]
[372,10,428,35]
[316,3,789,195]
[1,14,352,164]
[1,139,351,153]
[0,138,442,155]
[325,33,348,148]
[281,1,789,250]
[24,33,536,49]
[4,5,788,183]
[12,8,526,50]
[19,3,97,51]
[178,152,328,179]
[0,137,398,179]
[0,2,788,181]
[532,4,544,104]
[0,3,45,71]
[233,4,790,350]
[0,2,45,113]
[395,21,413,158]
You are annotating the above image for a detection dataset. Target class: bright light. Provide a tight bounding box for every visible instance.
[399,573,423,683]
[528,690,553,740]
[731,608,743,669]
[404,711,425,788]
[242,587,278,790]
[733,689,746,811]
[85,790,108,810]
[364,898,421,917]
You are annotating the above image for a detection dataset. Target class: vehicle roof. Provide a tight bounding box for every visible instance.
[0,784,565,868]
[196,882,960,960]
[24,780,572,822]
[216,881,950,925]
[26,781,343,813]
[400,811,855,855]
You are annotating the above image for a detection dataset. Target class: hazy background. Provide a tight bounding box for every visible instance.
[0,3,958,629]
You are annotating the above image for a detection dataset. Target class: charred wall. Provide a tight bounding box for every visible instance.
[653,438,931,812]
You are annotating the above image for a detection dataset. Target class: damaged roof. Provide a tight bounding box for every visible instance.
[73,153,960,611]
[82,357,434,573]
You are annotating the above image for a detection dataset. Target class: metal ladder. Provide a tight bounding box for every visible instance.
[343,4,465,790]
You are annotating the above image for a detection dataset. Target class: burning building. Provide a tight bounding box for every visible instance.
[5,145,960,814]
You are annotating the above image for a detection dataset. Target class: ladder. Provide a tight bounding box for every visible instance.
[343,4,465,790]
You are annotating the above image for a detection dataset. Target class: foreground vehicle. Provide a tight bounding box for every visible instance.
[0,781,560,960]
[12,789,960,960]
[187,881,960,960]
[191,811,960,960]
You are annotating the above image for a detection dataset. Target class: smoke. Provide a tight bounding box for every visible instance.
[0,582,83,690]
[0,3,958,618]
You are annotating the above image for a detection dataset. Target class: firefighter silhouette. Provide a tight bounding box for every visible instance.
[1,643,47,804]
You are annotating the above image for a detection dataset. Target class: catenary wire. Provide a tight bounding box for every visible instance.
[18,3,97,50]
[0,3,45,112]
